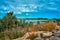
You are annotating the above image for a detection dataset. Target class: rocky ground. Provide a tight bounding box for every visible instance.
[13,26,60,40]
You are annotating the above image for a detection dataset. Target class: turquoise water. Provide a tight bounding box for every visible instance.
[25,20,47,22]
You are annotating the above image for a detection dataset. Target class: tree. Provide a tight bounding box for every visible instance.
[2,12,18,29]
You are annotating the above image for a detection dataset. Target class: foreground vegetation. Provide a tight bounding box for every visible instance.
[0,12,60,40]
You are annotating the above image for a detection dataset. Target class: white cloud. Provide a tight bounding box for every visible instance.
[26,13,29,15]
[44,2,58,11]
[0,6,10,11]
[9,5,15,9]
[3,7,7,10]
[47,7,58,10]
[0,6,7,10]
[0,4,45,14]
[11,4,39,13]
[1,0,46,13]
[17,12,22,14]
[20,7,37,12]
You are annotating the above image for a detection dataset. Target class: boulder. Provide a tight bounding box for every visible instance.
[41,32,52,38]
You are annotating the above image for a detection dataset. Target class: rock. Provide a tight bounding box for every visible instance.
[52,31,60,37]
[41,32,52,38]
[34,37,42,40]
[50,36,57,40]
[50,36,60,40]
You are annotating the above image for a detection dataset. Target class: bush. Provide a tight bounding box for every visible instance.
[37,27,42,31]
[0,33,4,38]
[27,34,38,40]
[41,20,57,31]
[12,32,25,39]
[57,22,60,25]
[4,29,25,39]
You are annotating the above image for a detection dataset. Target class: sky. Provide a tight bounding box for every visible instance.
[0,0,60,18]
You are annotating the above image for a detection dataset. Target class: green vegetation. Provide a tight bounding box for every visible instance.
[27,34,38,40]
[0,12,19,32]
[3,28,25,40]
[0,12,25,40]
[0,11,58,40]
[0,33,4,38]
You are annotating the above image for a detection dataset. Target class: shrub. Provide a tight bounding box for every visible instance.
[37,26,42,31]
[4,29,25,39]
[41,20,57,31]
[12,32,25,39]
[27,34,38,40]
[0,33,4,38]
[57,22,60,25]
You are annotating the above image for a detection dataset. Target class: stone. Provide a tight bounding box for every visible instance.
[41,32,52,38]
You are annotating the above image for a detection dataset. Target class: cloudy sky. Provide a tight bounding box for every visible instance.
[0,0,60,18]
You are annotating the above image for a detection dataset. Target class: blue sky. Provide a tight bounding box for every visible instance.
[0,0,60,18]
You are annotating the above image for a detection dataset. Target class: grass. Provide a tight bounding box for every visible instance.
[27,34,38,40]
